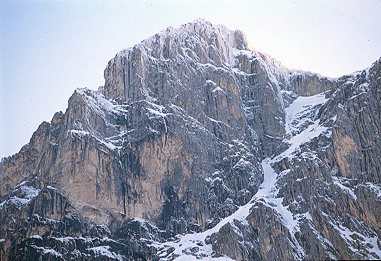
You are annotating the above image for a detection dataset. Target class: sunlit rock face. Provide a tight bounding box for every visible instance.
[1,20,380,260]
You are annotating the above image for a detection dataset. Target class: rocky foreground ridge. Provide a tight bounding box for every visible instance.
[1,20,381,260]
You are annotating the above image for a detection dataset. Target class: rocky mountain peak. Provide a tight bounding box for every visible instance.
[103,20,249,103]
[1,20,380,261]
[145,19,248,52]
[119,19,248,64]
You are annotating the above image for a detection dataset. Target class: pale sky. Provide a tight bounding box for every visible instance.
[1,0,380,158]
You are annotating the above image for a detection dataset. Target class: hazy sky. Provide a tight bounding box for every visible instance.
[1,0,380,158]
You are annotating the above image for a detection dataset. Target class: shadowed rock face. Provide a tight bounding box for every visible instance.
[1,20,380,260]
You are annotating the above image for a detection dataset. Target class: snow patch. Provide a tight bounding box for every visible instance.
[276,120,329,161]
[329,220,381,258]
[31,245,63,258]
[332,176,357,200]
[29,235,43,240]
[212,86,225,94]
[88,246,123,260]
[364,182,381,199]
[69,129,90,136]
[0,182,41,209]
[258,160,306,258]
[284,92,328,135]
[52,237,75,243]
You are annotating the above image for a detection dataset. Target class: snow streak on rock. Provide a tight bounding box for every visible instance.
[154,92,332,260]
[0,181,41,209]
[2,20,381,260]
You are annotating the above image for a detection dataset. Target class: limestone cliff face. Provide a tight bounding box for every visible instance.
[1,20,380,260]
[207,60,381,261]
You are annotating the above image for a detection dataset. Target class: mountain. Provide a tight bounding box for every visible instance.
[1,19,380,260]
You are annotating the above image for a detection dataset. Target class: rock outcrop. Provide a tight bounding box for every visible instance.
[1,20,380,260]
